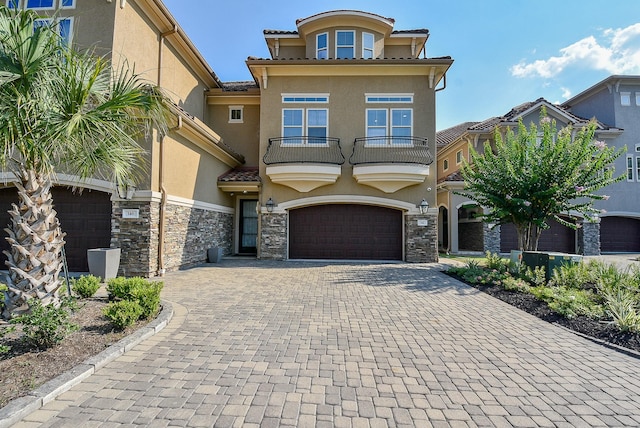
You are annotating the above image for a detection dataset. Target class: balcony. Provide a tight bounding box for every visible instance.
[349,136,433,193]
[264,136,345,192]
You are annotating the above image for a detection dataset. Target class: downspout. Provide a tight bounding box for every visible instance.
[157,24,178,276]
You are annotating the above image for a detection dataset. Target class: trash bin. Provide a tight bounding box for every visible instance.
[87,248,121,280]
[522,251,583,280]
[207,247,223,263]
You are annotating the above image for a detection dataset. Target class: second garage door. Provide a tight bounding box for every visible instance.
[289,204,403,260]
[600,217,640,252]
[500,216,576,253]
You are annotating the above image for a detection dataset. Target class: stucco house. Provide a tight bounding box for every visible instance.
[436,97,624,256]
[0,2,452,275]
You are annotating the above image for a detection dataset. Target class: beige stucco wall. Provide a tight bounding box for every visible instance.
[259,73,437,208]
[207,104,261,166]
[68,1,116,56]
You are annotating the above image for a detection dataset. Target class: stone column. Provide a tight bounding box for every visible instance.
[259,212,287,260]
[111,200,159,277]
[483,223,501,254]
[579,218,601,256]
[405,213,438,263]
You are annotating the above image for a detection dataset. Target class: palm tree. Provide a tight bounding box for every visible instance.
[0,6,169,319]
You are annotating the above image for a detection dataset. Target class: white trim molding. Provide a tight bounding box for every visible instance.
[271,195,425,215]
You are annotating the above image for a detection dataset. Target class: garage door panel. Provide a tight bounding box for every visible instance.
[500,217,576,253]
[601,217,640,252]
[289,204,402,260]
[0,187,111,272]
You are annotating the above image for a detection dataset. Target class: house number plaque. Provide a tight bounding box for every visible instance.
[122,208,140,219]
[417,219,428,227]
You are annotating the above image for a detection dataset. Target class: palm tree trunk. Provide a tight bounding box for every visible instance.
[2,169,66,319]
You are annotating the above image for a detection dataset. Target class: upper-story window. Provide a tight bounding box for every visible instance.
[7,0,75,9]
[282,94,329,103]
[443,159,449,171]
[282,108,328,145]
[636,93,640,106]
[621,92,631,106]
[456,150,463,164]
[33,16,73,45]
[366,94,413,103]
[366,108,413,145]
[336,30,355,59]
[316,33,328,59]
[627,155,634,181]
[229,106,243,123]
[363,32,374,59]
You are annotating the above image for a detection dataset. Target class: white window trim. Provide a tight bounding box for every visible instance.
[362,32,374,59]
[335,30,355,59]
[58,16,73,45]
[365,108,413,145]
[17,0,55,9]
[443,159,449,171]
[282,93,329,103]
[621,92,631,106]
[316,32,328,59]
[365,93,414,103]
[281,108,329,146]
[228,106,244,123]
[456,150,463,165]
[636,92,640,106]
[635,143,640,153]
[60,0,75,9]
[627,155,635,182]
[636,156,640,183]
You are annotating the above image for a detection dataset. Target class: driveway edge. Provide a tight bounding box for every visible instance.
[0,300,174,428]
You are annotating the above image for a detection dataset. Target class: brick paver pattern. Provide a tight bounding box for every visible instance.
[17,260,640,427]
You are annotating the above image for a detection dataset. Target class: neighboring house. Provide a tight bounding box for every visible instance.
[436,97,622,256]
[0,0,245,276]
[0,3,453,274]
[244,10,452,262]
[562,75,640,253]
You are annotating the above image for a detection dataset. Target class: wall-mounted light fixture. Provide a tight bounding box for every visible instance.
[266,197,275,213]
[418,198,429,214]
[117,182,136,200]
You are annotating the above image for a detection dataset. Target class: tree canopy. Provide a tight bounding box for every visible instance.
[457,110,624,251]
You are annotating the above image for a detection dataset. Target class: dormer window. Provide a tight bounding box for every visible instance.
[316,33,328,59]
[363,32,374,59]
[336,30,355,59]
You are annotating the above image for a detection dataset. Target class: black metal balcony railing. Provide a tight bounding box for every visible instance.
[263,136,345,165]
[349,136,434,166]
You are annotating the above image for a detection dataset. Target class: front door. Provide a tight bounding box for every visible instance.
[239,200,258,254]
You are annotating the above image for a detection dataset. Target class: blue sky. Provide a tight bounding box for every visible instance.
[163,0,640,131]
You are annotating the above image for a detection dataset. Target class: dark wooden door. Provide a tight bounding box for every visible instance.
[600,217,640,252]
[289,204,402,260]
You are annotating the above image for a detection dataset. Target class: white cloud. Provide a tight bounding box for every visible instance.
[511,23,640,78]
[561,87,572,99]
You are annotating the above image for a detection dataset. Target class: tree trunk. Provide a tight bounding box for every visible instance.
[1,169,66,320]
[517,223,542,252]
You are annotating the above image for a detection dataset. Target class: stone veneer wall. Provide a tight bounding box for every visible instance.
[259,212,287,260]
[405,213,438,263]
[579,220,600,256]
[112,201,159,277]
[483,223,501,254]
[112,201,233,277]
[458,221,484,251]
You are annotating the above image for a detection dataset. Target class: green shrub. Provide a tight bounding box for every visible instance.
[485,251,508,273]
[131,281,163,319]
[103,300,144,330]
[106,276,149,301]
[12,299,78,349]
[502,276,530,292]
[530,285,603,319]
[599,275,640,332]
[71,275,101,299]
[0,323,15,355]
[520,265,547,287]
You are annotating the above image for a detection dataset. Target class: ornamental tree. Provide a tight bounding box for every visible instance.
[457,110,624,252]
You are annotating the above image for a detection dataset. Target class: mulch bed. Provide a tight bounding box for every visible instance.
[446,272,640,356]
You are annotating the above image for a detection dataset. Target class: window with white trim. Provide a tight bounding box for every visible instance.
[316,33,328,59]
[443,159,449,171]
[636,92,640,106]
[32,16,72,45]
[636,156,640,183]
[7,0,74,8]
[363,32,374,59]
[366,108,413,145]
[336,30,355,59]
[228,106,243,123]
[621,92,631,106]
[627,155,635,181]
[282,108,328,145]
[365,94,413,103]
[282,94,329,103]
[456,150,463,164]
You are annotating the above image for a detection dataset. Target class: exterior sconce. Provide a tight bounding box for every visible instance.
[266,197,275,213]
[418,198,429,214]
[117,182,136,200]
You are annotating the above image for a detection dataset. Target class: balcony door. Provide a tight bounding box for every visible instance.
[239,199,258,254]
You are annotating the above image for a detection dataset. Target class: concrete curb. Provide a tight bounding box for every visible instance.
[0,300,174,428]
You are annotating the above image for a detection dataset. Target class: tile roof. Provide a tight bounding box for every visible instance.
[295,10,395,25]
[437,170,464,184]
[436,122,479,148]
[218,167,261,182]
[221,81,259,91]
[263,29,429,36]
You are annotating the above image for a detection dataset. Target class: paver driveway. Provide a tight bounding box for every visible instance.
[17,260,640,427]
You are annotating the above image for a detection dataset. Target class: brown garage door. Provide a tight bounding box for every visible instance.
[500,217,576,253]
[600,217,640,252]
[289,204,402,260]
[0,187,112,272]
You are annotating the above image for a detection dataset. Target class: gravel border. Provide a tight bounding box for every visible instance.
[0,300,174,428]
